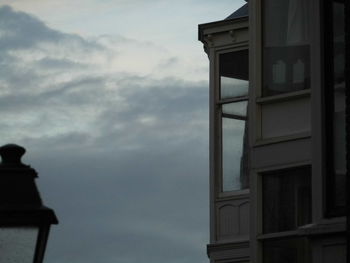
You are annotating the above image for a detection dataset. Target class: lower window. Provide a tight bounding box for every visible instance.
[262,166,311,233]
[263,237,310,263]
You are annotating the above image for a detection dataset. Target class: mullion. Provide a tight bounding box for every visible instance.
[222,113,246,121]
[218,96,248,105]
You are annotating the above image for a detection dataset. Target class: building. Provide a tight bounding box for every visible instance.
[198,0,349,262]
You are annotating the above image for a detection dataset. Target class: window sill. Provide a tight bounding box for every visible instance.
[298,217,346,236]
[254,132,311,147]
[217,189,250,201]
[257,217,346,240]
[256,89,310,105]
[257,230,300,240]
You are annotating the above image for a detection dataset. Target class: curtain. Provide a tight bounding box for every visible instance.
[286,0,310,45]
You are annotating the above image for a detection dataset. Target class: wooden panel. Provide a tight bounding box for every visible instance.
[261,97,310,139]
[322,243,346,263]
[216,197,250,241]
[312,236,346,263]
[251,137,311,169]
[239,202,249,235]
[218,205,239,238]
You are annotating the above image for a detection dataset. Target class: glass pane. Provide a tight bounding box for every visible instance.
[263,0,310,96]
[0,227,38,263]
[332,1,346,208]
[222,117,248,191]
[219,50,249,99]
[263,167,311,233]
[222,101,247,117]
[263,238,309,263]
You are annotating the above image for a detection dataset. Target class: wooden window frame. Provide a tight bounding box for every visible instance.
[214,46,249,197]
[323,0,347,217]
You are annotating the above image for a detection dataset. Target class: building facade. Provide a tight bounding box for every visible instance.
[198,0,349,262]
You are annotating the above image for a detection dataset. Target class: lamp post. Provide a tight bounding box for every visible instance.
[0,144,58,263]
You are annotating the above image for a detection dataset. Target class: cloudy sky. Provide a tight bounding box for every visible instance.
[0,1,245,262]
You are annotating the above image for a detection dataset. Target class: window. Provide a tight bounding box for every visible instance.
[261,166,311,263]
[324,0,346,216]
[263,0,311,96]
[263,237,309,263]
[218,50,249,192]
[262,166,311,233]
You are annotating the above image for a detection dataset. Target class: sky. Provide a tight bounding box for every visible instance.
[0,1,245,262]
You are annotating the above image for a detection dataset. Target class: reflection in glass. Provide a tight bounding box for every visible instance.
[0,227,38,263]
[222,101,247,117]
[219,50,249,99]
[332,2,346,207]
[222,118,245,191]
[263,167,311,233]
[263,0,310,96]
[220,77,249,99]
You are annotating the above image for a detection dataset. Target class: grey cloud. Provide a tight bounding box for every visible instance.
[0,76,104,113]
[30,137,208,263]
[0,5,107,96]
[23,115,208,263]
[35,57,86,70]
[0,5,101,51]
[157,57,179,68]
[0,6,209,263]
[15,74,209,263]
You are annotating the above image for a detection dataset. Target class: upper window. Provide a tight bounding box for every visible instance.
[325,0,346,216]
[218,50,249,192]
[263,0,311,96]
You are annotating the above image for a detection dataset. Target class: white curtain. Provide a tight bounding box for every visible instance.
[286,0,310,45]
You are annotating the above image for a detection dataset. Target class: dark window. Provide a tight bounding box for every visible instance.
[262,166,311,233]
[263,0,310,96]
[218,50,249,192]
[324,0,346,216]
[263,237,309,263]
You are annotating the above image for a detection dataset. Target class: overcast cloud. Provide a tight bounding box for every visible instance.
[0,5,208,263]
[0,1,245,262]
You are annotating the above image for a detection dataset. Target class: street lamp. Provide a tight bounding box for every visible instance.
[0,144,58,263]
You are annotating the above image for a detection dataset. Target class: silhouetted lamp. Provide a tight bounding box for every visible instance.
[0,144,58,263]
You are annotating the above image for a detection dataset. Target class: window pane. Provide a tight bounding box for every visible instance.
[0,227,38,263]
[263,166,311,233]
[263,237,309,263]
[332,1,346,208]
[222,117,248,191]
[219,50,249,99]
[222,101,247,117]
[263,0,310,96]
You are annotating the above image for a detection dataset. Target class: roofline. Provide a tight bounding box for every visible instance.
[198,16,248,42]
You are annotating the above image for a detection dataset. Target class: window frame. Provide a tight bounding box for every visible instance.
[214,46,249,197]
[261,0,312,98]
[261,166,312,234]
[256,163,312,263]
[323,0,347,217]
